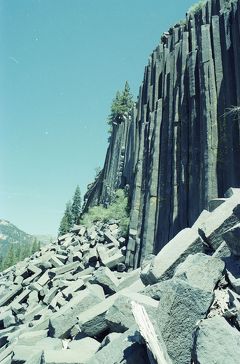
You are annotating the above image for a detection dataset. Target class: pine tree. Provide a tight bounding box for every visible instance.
[107,82,134,136]
[58,201,73,236]
[31,238,40,254]
[71,185,82,224]
[3,244,16,269]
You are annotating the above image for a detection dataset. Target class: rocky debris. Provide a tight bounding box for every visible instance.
[192,316,240,364]
[0,190,240,363]
[0,220,135,363]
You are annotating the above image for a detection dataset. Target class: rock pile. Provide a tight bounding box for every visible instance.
[0,188,240,363]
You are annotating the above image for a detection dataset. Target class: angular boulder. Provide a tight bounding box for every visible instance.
[157,278,213,364]
[192,316,240,364]
[199,192,240,251]
[141,228,203,285]
[174,253,225,292]
[223,223,240,257]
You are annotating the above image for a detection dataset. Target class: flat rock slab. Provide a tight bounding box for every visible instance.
[106,293,158,332]
[49,289,102,338]
[12,345,43,364]
[68,337,100,361]
[174,253,225,292]
[223,223,240,257]
[43,349,88,364]
[141,228,203,285]
[192,316,240,364]
[157,278,213,364]
[89,267,119,294]
[199,193,240,251]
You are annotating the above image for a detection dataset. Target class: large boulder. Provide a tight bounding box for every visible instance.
[86,326,149,364]
[223,223,240,257]
[49,289,102,338]
[174,253,225,292]
[199,191,240,251]
[141,228,203,285]
[192,316,240,363]
[89,267,119,294]
[156,278,213,364]
[106,293,158,332]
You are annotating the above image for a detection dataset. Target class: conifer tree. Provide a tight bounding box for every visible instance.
[71,185,82,224]
[31,238,40,254]
[108,81,134,135]
[58,201,73,236]
[3,244,16,269]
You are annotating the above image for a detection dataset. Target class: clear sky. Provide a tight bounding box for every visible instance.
[0,0,194,235]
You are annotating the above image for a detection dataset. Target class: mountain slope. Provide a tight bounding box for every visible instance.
[0,219,35,257]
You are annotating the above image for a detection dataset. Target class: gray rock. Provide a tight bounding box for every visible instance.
[12,345,43,364]
[223,223,240,256]
[17,330,48,346]
[43,349,86,364]
[86,326,149,364]
[140,282,167,300]
[89,267,119,294]
[141,228,203,285]
[199,193,240,251]
[100,332,121,349]
[36,338,63,350]
[0,310,16,329]
[208,198,227,212]
[192,316,240,364]
[174,253,225,292]
[106,293,158,332]
[157,278,213,364]
[68,337,100,361]
[212,242,231,259]
[49,289,102,338]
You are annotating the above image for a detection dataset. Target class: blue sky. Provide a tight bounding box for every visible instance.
[0,0,194,235]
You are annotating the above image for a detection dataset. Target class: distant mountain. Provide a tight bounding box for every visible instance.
[0,219,36,257]
[35,234,55,245]
[0,219,53,258]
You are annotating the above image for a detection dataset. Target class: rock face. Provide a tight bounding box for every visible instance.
[84,0,240,269]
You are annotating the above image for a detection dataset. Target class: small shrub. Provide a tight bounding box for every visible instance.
[220,0,237,14]
[80,189,130,236]
[188,1,206,15]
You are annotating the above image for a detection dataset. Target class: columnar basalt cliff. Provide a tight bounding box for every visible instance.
[84,0,240,268]
[1,1,240,363]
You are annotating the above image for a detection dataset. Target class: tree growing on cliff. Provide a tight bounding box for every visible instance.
[71,185,82,224]
[107,81,134,135]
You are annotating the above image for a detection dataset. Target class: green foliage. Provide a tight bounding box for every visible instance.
[107,82,134,135]
[58,201,73,236]
[81,189,130,236]
[187,1,206,14]
[220,0,237,14]
[0,239,41,272]
[71,185,82,224]
[58,185,83,236]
